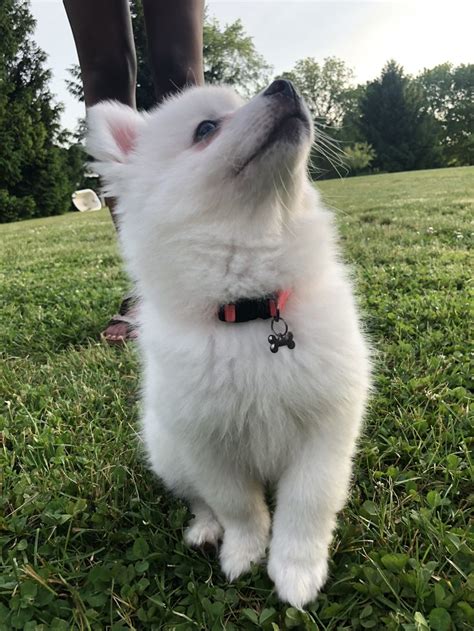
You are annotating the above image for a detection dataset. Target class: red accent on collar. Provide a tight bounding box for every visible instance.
[277,289,292,313]
[224,303,236,322]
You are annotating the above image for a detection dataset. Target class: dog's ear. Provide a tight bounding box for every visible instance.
[87,101,145,164]
[86,101,146,196]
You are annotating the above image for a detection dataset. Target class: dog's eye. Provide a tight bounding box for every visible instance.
[195,120,218,142]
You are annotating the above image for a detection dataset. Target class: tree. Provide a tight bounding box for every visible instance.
[0,0,72,222]
[344,142,376,175]
[340,84,368,144]
[280,57,354,127]
[418,63,473,165]
[130,0,155,110]
[67,6,272,109]
[279,57,355,178]
[203,18,271,96]
[358,60,442,172]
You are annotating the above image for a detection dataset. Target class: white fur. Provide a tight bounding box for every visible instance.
[87,85,371,608]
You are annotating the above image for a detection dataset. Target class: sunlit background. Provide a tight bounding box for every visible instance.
[31,0,474,130]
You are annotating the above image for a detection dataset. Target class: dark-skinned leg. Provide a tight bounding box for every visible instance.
[64,1,205,342]
[142,0,205,103]
[64,0,138,342]
[63,0,136,109]
[64,0,136,229]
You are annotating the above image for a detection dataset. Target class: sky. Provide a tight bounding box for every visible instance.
[30,0,474,131]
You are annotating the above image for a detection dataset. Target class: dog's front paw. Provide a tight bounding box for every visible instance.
[184,514,223,549]
[267,553,328,609]
[220,526,269,581]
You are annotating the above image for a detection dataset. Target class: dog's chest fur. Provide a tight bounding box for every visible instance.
[141,271,365,480]
[135,213,367,478]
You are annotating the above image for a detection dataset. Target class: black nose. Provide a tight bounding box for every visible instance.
[264,79,297,99]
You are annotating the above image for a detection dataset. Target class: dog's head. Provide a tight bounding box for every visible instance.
[87,82,317,311]
[87,80,313,221]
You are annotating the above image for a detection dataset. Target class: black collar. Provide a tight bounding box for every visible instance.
[218,293,278,323]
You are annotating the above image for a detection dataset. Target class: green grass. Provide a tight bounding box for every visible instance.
[1,166,472,630]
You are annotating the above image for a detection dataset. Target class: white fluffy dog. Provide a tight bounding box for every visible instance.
[87,79,371,608]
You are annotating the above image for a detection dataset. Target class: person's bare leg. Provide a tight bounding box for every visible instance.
[64,0,139,342]
[142,0,205,103]
[65,0,204,342]
[64,0,136,229]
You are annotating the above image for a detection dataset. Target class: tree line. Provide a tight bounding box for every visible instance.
[284,57,473,178]
[0,0,472,222]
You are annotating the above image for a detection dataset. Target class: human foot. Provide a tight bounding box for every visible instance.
[101,295,139,344]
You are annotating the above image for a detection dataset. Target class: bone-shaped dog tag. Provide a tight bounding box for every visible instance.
[268,315,296,353]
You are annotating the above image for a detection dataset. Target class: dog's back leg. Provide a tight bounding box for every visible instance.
[184,498,223,549]
[143,413,223,548]
[190,453,271,581]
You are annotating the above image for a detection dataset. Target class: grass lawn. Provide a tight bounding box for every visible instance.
[0,166,472,630]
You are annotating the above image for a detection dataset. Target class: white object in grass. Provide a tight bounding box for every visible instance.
[72,189,102,212]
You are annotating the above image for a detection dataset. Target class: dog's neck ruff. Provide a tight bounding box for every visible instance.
[218,289,291,323]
